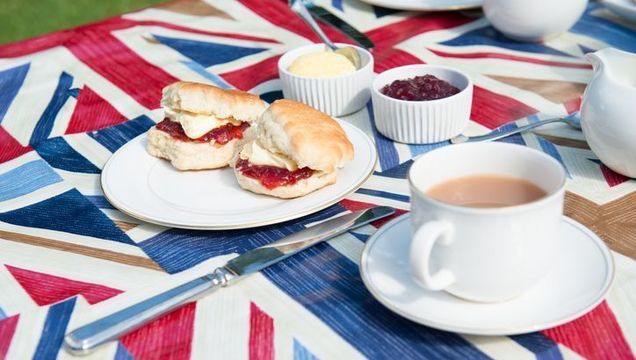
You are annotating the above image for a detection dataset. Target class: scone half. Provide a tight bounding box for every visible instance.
[231,99,354,198]
[148,81,266,170]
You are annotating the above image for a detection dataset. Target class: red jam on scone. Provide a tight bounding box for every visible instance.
[235,158,314,190]
[155,119,249,145]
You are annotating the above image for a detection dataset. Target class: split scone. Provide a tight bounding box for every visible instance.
[147,81,266,170]
[231,99,354,199]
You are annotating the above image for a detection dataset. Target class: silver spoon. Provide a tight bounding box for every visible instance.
[289,0,361,69]
[450,117,581,144]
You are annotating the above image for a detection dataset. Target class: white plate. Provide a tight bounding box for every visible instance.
[602,0,636,22]
[358,0,482,11]
[360,214,614,336]
[101,121,376,230]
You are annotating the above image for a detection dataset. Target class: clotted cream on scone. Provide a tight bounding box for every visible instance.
[147,81,266,170]
[231,99,354,198]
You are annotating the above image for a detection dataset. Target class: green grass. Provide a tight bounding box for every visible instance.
[0,0,165,44]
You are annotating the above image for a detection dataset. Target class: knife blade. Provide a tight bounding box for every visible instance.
[305,3,375,49]
[64,206,395,355]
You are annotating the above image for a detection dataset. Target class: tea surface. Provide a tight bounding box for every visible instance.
[426,175,547,208]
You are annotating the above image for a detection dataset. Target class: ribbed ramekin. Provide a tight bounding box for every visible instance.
[278,43,374,117]
[371,65,473,144]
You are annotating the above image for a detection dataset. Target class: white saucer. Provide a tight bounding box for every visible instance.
[101,120,376,230]
[360,214,614,336]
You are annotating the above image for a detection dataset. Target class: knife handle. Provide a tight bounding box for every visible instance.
[307,5,375,49]
[64,268,233,355]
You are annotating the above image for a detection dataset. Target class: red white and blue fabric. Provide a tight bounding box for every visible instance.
[0,1,634,359]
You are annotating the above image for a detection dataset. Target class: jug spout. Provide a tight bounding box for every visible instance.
[585,47,636,88]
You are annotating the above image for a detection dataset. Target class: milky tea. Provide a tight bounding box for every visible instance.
[426,175,547,208]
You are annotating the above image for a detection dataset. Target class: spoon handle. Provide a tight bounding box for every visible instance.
[290,0,337,50]
[450,118,567,144]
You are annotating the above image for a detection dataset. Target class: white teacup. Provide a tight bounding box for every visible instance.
[408,143,566,302]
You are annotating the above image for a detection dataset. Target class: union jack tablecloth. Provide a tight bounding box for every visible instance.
[0,0,634,359]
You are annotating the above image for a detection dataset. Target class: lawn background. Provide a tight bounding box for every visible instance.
[0,0,165,45]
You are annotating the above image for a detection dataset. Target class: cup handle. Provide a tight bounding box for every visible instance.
[410,220,456,290]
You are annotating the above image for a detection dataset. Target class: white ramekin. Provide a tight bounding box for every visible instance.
[371,65,473,144]
[278,43,374,117]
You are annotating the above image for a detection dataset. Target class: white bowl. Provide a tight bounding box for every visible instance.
[483,0,588,42]
[371,65,473,144]
[278,43,374,117]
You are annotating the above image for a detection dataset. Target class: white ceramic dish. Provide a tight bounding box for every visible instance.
[358,0,482,11]
[483,0,588,42]
[278,43,374,117]
[360,214,614,336]
[371,64,473,144]
[602,0,636,22]
[101,120,376,230]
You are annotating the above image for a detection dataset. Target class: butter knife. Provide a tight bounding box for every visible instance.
[306,4,375,49]
[64,206,395,355]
